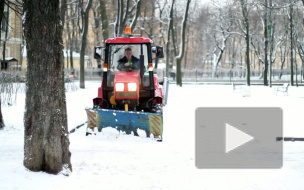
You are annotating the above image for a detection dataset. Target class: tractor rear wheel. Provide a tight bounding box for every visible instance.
[152,103,163,115]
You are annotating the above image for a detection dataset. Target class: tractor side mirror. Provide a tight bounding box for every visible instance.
[94,46,103,60]
[152,45,164,58]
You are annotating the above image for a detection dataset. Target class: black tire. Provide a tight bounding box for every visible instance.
[152,103,163,115]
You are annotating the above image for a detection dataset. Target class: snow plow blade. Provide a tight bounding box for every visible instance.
[85,108,163,138]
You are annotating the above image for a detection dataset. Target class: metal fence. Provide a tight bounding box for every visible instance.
[179,68,304,83]
[65,67,304,83]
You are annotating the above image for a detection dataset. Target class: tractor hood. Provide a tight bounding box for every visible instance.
[115,71,140,83]
[114,71,140,100]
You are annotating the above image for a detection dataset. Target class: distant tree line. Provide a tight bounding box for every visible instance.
[2,0,304,87]
[60,0,304,87]
[192,0,304,86]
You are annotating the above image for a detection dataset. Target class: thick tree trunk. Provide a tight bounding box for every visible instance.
[23,0,72,174]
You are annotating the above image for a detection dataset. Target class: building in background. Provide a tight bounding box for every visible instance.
[0,1,22,71]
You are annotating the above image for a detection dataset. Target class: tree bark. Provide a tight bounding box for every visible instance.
[65,6,74,73]
[175,0,191,86]
[0,98,3,129]
[23,0,72,174]
[240,0,250,86]
[60,0,67,31]
[130,0,141,32]
[115,0,122,37]
[2,4,9,70]
[118,0,125,35]
[0,0,4,41]
[165,0,174,78]
[79,0,92,89]
[100,0,109,45]
[263,0,268,86]
[290,2,294,86]
[0,0,5,129]
[184,25,190,69]
[69,8,77,72]
[92,5,101,69]
[279,40,286,79]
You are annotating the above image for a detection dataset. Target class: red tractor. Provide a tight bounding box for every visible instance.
[86,27,169,141]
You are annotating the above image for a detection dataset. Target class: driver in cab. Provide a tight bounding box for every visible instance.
[117,47,139,71]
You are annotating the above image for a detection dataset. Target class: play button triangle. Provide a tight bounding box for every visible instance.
[225,123,254,153]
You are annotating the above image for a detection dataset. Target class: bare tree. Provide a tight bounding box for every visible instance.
[0,0,5,129]
[2,1,9,67]
[288,0,295,85]
[239,0,251,85]
[64,0,80,73]
[174,0,191,86]
[130,0,141,31]
[23,0,72,174]
[0,0,5,42]
[100,0,109,45]
[114,0,142,37]
[165,0,174,77]
[0,98,2,129]
[278,33,288,79]
[79,0,92,89]
[209,2,233,78]
[91,0,109,70]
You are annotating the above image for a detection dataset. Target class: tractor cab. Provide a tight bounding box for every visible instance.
[94,33,164,112]
[86,27,167,140]
[104,43,150,89]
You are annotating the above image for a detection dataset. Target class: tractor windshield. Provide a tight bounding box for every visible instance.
[108,44,148,72]
[106,44,149,87]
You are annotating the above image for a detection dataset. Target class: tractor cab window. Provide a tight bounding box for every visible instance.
[107,44,149,87]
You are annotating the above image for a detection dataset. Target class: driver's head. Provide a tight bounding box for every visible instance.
[125,48,132,60]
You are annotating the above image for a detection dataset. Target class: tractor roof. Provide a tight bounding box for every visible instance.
[106,37,152,44]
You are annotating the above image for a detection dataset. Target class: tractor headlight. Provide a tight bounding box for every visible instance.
[128,83,137,91]
[115,83,124,91]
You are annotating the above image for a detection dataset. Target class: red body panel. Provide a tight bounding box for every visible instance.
[106,37,152,44]
[98,73,162,100]
[114,71,140,99]
[153,74,162,98]
[98,86,103,98]
[98,76,103,99]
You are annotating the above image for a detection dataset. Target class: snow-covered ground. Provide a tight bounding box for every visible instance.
[1,81,304,190]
